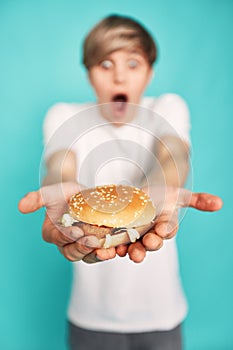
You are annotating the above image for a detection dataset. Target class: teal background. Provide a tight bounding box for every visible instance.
[1,0,232,349]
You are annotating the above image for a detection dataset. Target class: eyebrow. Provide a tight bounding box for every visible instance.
[100,49,145,62]
[127,49,145,57]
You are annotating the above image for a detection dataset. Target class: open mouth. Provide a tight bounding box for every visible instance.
[112,94,128,103]
[111,94,128,114]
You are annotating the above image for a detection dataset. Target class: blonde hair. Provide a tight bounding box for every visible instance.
[83,14,158,69]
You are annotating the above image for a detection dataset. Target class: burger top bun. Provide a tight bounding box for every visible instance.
[68,184,156,228]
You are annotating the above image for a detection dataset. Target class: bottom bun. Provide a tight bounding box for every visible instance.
[62,214,155,248]
[99,222,155,248]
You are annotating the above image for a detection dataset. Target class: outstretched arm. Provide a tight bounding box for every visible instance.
[19,139,222,264]
[19,182,223,263]
[114,135,222,262]
[20,149,118,263]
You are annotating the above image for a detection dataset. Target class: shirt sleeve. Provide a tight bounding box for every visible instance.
[43,103,73,144]
[153,93,191,144]
[43,103,76,160]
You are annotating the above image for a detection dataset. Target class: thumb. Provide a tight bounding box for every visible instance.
[18,190,44,214]
[180,190,223,212]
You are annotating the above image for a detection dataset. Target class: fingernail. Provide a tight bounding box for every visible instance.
[70,227,84,239]
[84,236,102,248]
[157,223,167,235]
[157,223,173,236]
[166,224,173,234]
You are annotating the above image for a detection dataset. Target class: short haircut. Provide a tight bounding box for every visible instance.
[83,14,158,69]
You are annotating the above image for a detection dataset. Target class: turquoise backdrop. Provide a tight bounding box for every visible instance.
[1,1,232,349]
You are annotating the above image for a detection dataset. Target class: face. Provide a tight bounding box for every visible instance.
[88,48,153,123]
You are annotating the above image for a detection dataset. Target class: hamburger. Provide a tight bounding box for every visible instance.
[61,184,156,248]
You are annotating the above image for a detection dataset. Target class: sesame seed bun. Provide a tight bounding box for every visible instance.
[67,184,156,248]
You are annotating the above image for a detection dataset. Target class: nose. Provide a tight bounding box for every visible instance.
[113,64,126,84]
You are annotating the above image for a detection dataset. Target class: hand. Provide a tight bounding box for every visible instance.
[18,182,116,262]
[114,186,223,263]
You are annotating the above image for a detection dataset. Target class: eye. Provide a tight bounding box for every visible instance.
[128,59,138,68]
[100,60,113,69]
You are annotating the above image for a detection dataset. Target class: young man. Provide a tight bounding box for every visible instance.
[19,15,222,350]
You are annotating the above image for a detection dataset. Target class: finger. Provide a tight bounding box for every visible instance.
[177,189,223,211]
[155,223,178,239]
[116,244,128,257]
[40,182,81,204]
[83,247,117,264]
[154,210,179,239]
[18,191,44,213]
[18,182,81,214]
[61,240,95,262]
[42,214,85,246]
[142,232,163,251]
[95,247,117,261]
[128,241,146,263]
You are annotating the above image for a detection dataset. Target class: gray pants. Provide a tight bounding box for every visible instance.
[67,321,182,350]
